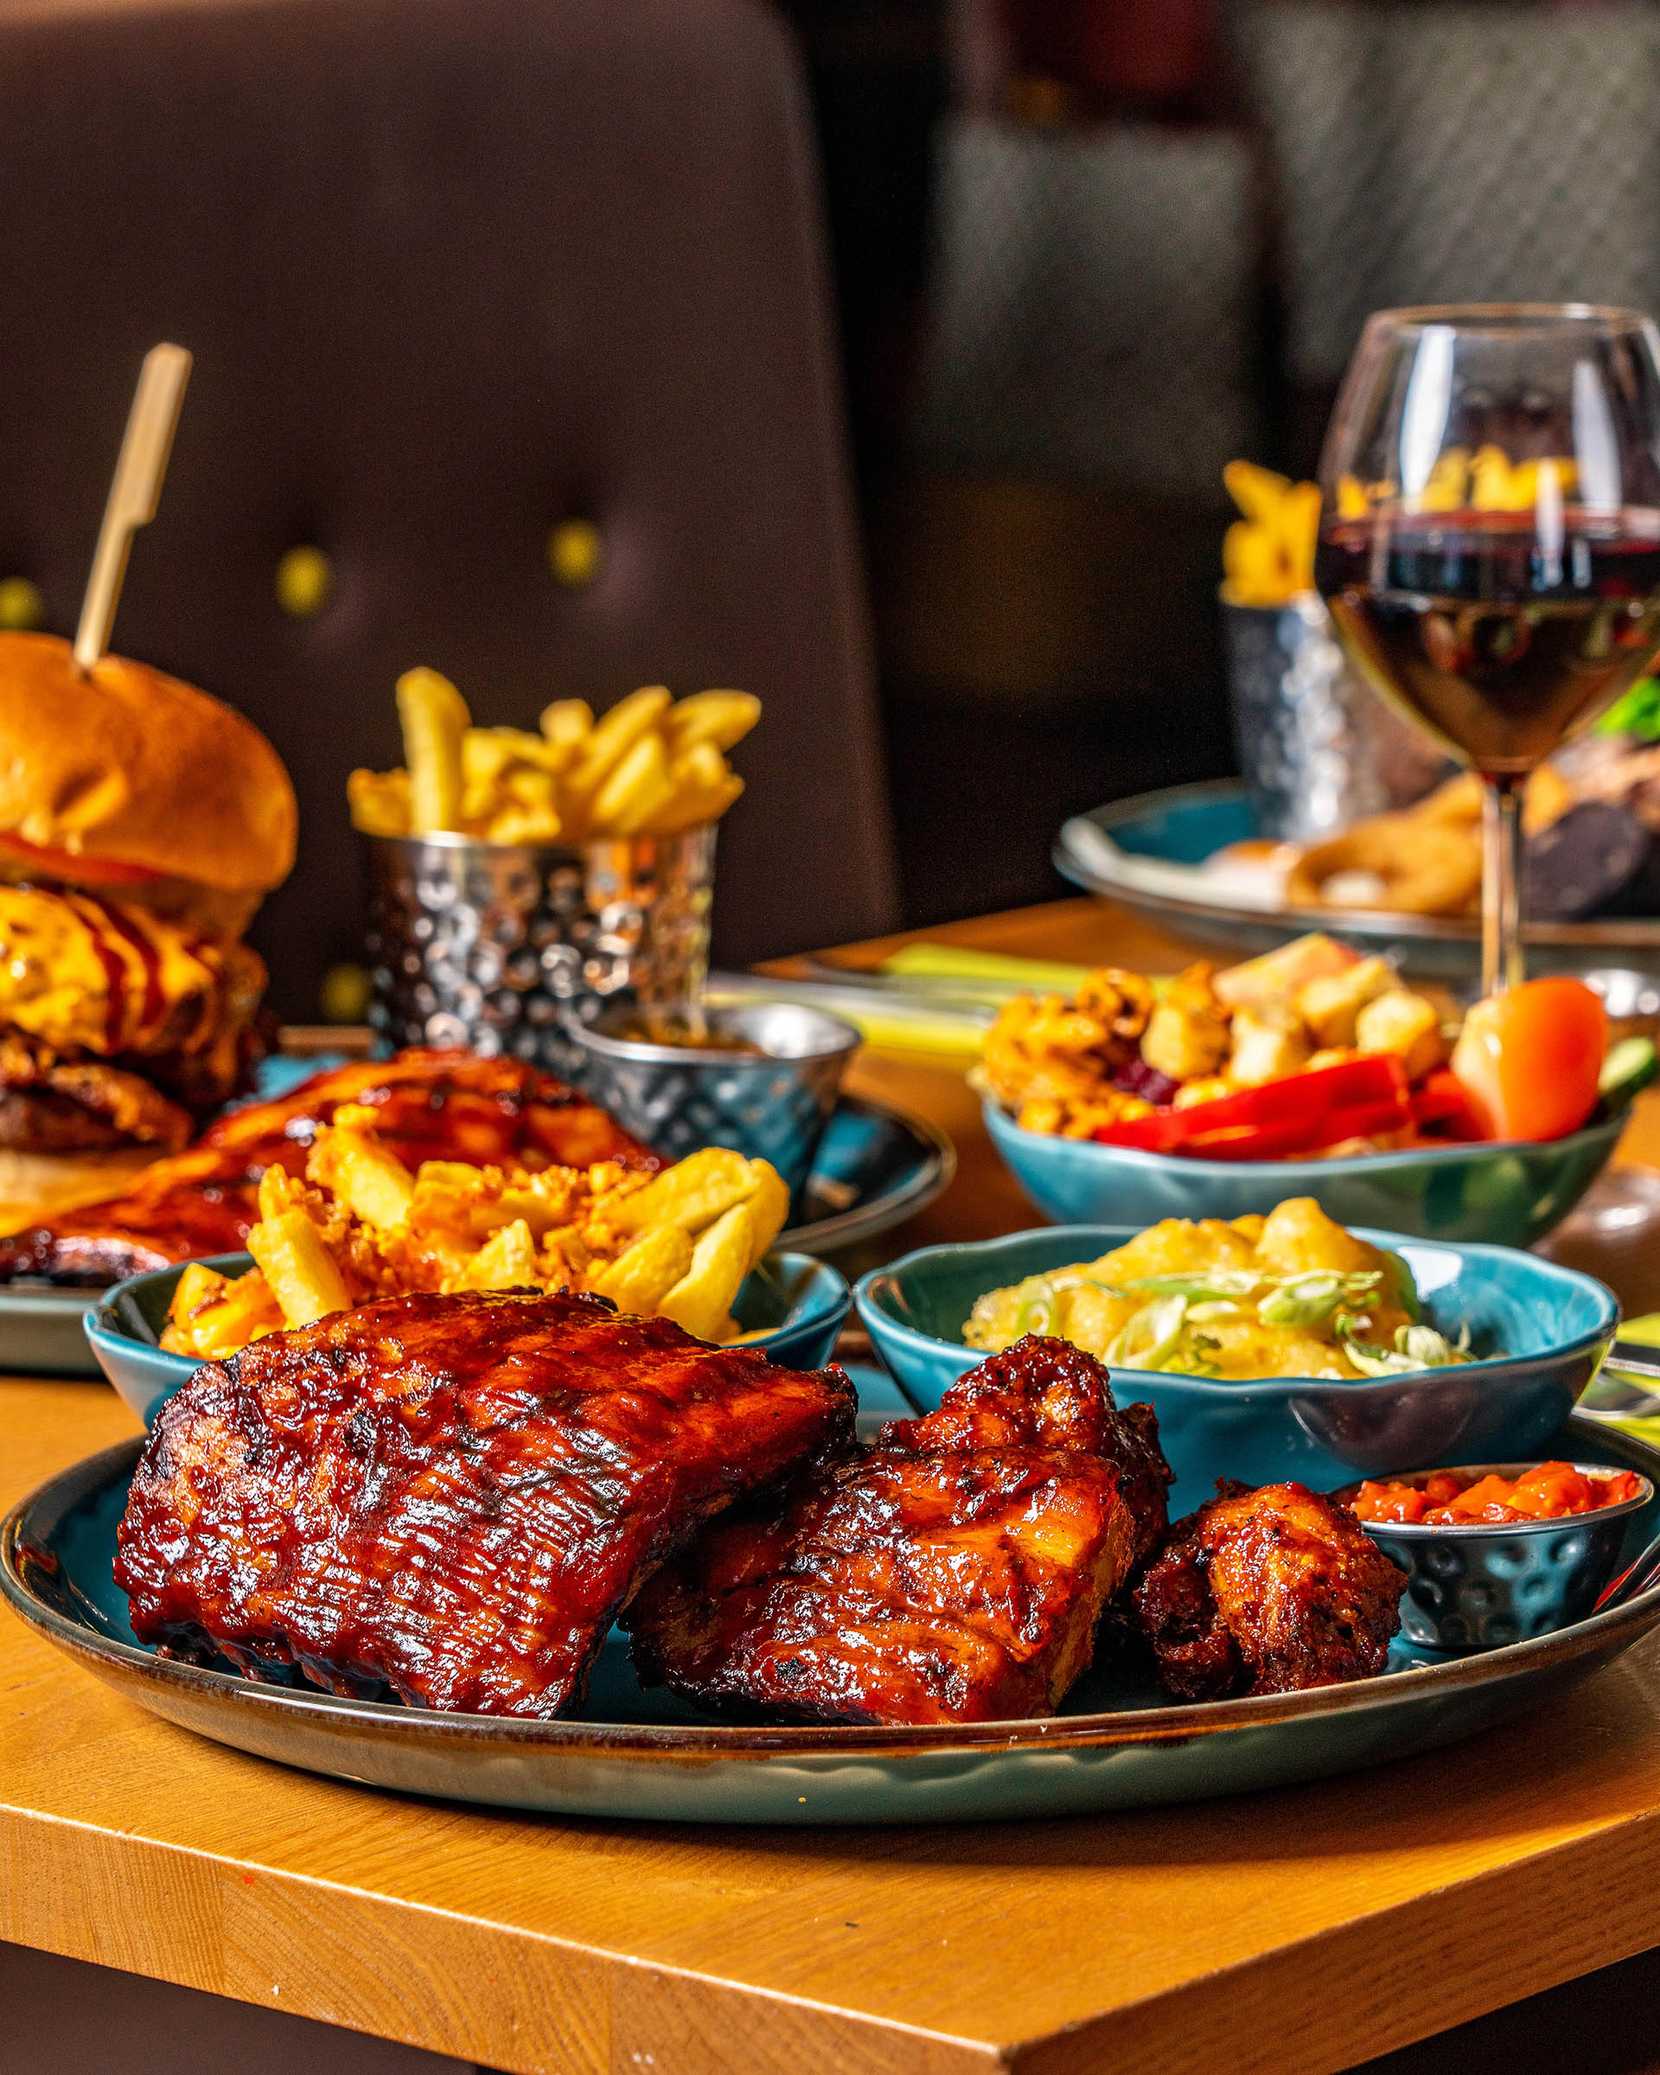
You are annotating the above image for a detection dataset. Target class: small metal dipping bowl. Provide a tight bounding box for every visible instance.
[567,1000,860,1204]
[1344,1463,1653,1652]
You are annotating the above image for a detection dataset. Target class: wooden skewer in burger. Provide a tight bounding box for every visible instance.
[0,345,296,1228]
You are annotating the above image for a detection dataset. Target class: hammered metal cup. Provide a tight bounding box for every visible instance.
[365,826,716,1079]
[1223,594,1444,841]
[568,1001,860,1203]
[1348,1463,1652,1651]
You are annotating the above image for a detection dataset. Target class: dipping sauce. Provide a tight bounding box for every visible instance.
[612,1017,765,1056]
[1350,1462,1644,1527]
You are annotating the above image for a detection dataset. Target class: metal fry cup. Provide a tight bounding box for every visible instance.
[568,1001,860,1203]
[365,826,716,1079]
[1223,594,1443,841]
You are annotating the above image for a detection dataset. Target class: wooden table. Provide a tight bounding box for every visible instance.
[8,898,1660,2075]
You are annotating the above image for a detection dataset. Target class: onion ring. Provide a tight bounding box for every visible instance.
[1287,816,1481,916]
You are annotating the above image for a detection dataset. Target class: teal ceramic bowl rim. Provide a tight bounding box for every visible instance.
[982,1092,1627,1180]
[1337,1461,1653,1537]
[853,1223,1620,1396]
[86,1247,852,1379]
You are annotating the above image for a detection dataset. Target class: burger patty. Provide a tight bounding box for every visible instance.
[0,1037,199,1153]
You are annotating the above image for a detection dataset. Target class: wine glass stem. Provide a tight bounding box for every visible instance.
[1481,773,1526,995]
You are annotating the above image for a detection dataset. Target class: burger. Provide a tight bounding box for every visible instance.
[0,633,296,1225]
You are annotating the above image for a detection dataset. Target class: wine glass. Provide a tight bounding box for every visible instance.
[1314,304,1660,994]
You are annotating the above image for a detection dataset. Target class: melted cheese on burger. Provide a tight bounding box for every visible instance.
[0,885,237,1058]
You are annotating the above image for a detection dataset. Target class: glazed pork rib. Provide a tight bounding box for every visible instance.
[629,1335,1172,1725]
[0,1048,654,1285]
[115,1288,855,1718]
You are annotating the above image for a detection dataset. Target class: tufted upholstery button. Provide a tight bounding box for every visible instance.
[0,577,44,631]
[547,518,602,588]
[275,544,333,618]
[319,960,371,1023]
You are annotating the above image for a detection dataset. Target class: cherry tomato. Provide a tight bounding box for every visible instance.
[1450,978,1608,1142]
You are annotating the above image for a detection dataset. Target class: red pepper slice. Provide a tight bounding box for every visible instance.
[1093,1055,1412,1158]
[1410,1068,1490,1142]
[1174,1099,1417,1162]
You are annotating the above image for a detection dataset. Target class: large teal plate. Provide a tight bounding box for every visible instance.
[1056,779,1660,979]
[6,1403,1660,1824]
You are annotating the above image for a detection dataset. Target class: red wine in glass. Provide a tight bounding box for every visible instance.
[1316,509,1660,775]
[1314,306,1660,992]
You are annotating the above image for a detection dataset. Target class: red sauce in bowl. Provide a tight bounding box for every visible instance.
[1350,1462,1644,1527]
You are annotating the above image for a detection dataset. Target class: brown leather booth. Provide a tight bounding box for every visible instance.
[0,0,897,1017]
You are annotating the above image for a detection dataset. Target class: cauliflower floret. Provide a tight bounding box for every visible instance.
[1227,1003,1312,1087]
[1355,989,1447,1082]
[1295,956,1394,1049]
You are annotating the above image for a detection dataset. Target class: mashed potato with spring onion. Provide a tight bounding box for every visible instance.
[962,1198,1474,1381]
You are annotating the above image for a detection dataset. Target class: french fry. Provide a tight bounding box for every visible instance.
[644,742,744,835]
[171,1260,229,1316]
[459,1217,540,1290]
[740,1160,790,1267]
[502,766,562,809]
[396,667,470,834]
[347,767,412,838]
[604,1147,759,1235]
[1335,473,1371,520]
[161,1266,286,1358]
[160,1126,784,1362]
[1413,447,1470,515]
[1221,519,1282,606]
[665,690,762,754]
[461,728,529,786]
[485,805,565,845]
[1222,462,1323,607]
[1281,481,1320,592]
[539,698,594,752]
[562,687,673,832]
[590,731,673,836]
[1222,459,1295,525]
[248,1206,352,1328]
[587,1224,696,1314]
[356,680,759,841]
[647,773,744,836]
[308,1127,416,1230]
[658,1202,756,1341]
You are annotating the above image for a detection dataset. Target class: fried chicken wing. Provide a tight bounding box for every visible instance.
[629,1335,1171,1725]
[115,1288,855,1717]
[1134,1480,1406,1700]
[0,1048,653,1283]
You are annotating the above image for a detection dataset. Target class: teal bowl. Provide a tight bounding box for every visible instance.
[854,1225,1618,1509]
[86,1249,852,1429]
[983,1095,1626,1248]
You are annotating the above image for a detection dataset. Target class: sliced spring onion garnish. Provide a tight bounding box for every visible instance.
[1015,1296,1053,1336]
[1337,1318,1470,1376]
[1118,1270,1260,1301]
[1105,1294,1188,1370]
[1257,1269,1381,1328]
